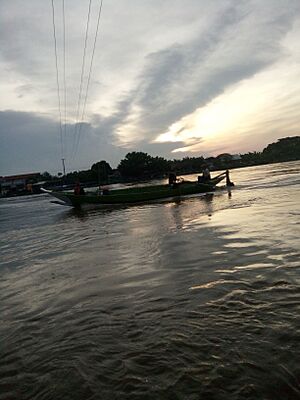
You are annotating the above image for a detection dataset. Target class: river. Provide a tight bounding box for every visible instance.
[0,161,299,399]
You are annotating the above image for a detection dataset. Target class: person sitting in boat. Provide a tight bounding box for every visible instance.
[74,182,81,195]
[198,165,211,183]
[98,185,110,195]
[203,166,211,181]
[168,172,180,188]
[74,182,85,195]
[168,172,177,185]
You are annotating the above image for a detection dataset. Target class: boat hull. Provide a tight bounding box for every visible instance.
[43,176,225,207]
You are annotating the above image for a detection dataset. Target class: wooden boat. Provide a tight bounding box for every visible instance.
[42,174,227,207]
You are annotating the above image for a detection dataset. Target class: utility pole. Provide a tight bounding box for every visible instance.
[61,158,66,177]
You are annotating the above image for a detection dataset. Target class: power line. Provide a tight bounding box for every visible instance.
[72,0,92,159]
[74,0,104,159]
[51,0,64,160]
[62,0,67,164]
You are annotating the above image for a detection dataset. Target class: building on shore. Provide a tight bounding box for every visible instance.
[0,173,41,196]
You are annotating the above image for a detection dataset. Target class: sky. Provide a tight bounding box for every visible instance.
[0,0,300,175]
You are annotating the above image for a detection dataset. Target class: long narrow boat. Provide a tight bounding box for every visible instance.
[42,175,226,207]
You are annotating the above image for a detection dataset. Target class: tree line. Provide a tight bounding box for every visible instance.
[41,136,300,184]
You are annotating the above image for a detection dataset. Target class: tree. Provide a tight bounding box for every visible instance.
[262,136,300,162]
[91,160,112,183]
[240,151,263,166]
[41,171,52,181]
[147,156,170,177]
[118,152,153,178]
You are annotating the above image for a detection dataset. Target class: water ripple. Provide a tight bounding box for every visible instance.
[1,162,300,399]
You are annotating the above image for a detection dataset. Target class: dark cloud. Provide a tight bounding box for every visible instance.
[0,109,202,175]
[0,111,59,174]
[0,111,121,175]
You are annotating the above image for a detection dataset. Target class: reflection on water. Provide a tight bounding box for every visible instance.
[0,161,300,399]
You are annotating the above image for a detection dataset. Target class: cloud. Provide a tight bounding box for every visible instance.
[0,0,300,174]
[112,0,300,148]
[0,111,121,175]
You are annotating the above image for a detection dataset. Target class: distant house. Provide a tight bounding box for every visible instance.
[216,153,233,163]
[0,173,41,195]
[214,153,243,169]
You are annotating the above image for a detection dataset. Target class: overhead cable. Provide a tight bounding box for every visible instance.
[73,0,104,159]
[72,0,92,159]
[62,0,67,161]
[51,0,64,159]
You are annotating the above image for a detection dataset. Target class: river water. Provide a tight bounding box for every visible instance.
[0,161,299,400]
